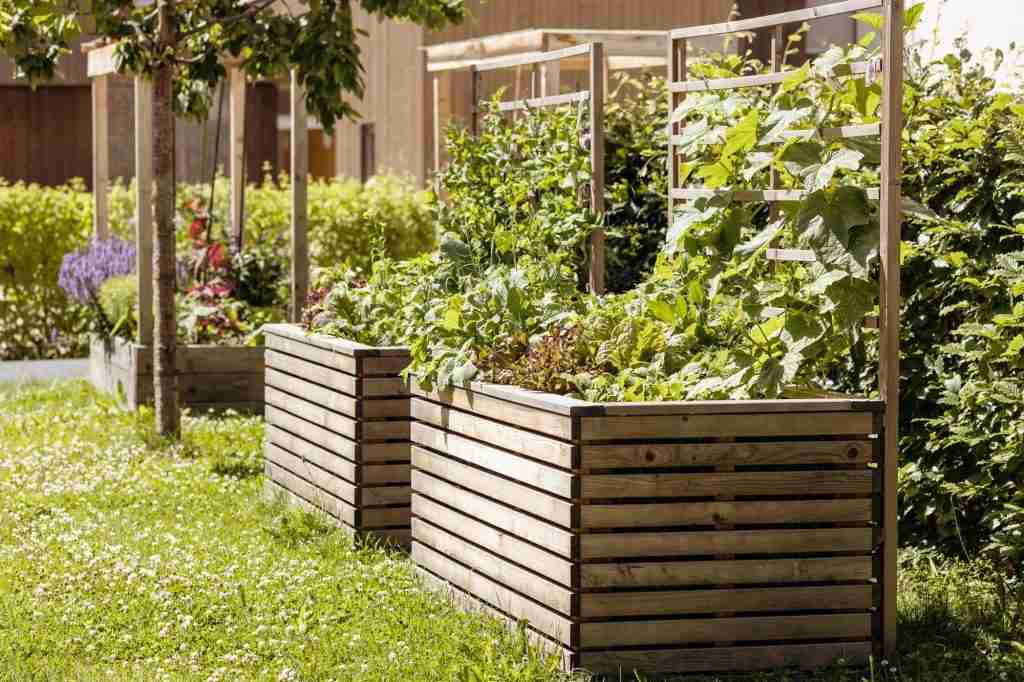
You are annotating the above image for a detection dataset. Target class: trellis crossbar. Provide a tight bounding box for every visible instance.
[666,0,903,659]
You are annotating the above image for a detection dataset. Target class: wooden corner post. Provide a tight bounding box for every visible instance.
[92,75,110,240]
[229,66,247,250]
[290,70,310,324]
[135,77,155,347]
[880,0,904,658]
[588,42,606,295]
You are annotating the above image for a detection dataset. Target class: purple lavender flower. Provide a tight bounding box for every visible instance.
[58,237,136,305]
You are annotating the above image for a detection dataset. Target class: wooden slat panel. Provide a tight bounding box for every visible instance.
[413,494,574,587]
[671,188,882,202]
[414,518,575,614]
[362,485,411,507]
[581,499,873,529]
[363,377,409,398]
[413,423,574,498]
[267,367,358,418]
[412,399,575,469]
[580,528,875,560]
[581,613,872,648]
[415,386,575,440]
[267,423,358,480]
[766,248,817,262]
[265,331,357,374]
[265,391,408,442]
[266,442,358,505]
[580,584,873,618]
[579,642,872,675]
[581,556,874,589]
[267,348,358,395]
[579,440,872,468]
[579,411,875,440]
[361,398,411,419]
[412,471,574,558]
[265,462,357,527]
[411,447,574,528]
[362,506,412,528]
[581,470,874,499]
[362,355,412,376]
[584,398,881,416]
[265,390,359,441]
[672,0,881,38]
[361,442,412,463]
[413,541,574,645]
[134,372,264,404]
[496,90,589,112]
[265,479,409,536]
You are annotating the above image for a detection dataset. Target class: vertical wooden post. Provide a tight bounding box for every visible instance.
[290,70,310,324]
[470,66,480,137]
[92,75,110,240]
[879,0,904,658]
[667,37,685,226]
[229,66,247,249]
[134,76,155,347]
[433,71,453,176]
[588,42,605,295]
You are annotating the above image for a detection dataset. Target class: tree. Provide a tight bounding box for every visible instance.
[0,0,463,436]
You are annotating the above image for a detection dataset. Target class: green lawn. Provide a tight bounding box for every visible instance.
[0,380,1021,682]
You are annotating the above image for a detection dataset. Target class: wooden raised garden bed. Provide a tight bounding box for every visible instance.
[262,324,412,546]
[410,381,888,675]
[89,335,265,412]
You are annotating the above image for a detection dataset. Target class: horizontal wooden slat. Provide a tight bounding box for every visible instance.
[580,528,876,560]
[414,380,591,417]
[266,402,407,462]
[766,248,817,262]
[264,323,409,358]
[363,463,411,485]
[266,423,357,481]
[414,385,575,440]
[412,470,574,558]
[361,355,411,376]
[267,367,358,418]
[580,556,874,589]
[671,1,882,39]
[267,348,358,395]
[414,518,575,615]
[265,388,409,441]
[412,399,575,468]
[265,479,410,536]
[581,499,873,529]
[361,484,411,507]
[579,411,875,441]
[473,43,593,72]
[266,442,358,505]
[580,613,872,648]
[136,371,264,404]
[579,440,872,468]
[413,541,574,645]
[579,398,882,417]
[781,123,881,140]
[496,90,589,112]
[363,377,409,398]
[361,506,412,528]
[413,423,574,498]
[670,187,882,202]
[579,642,872,675]
[265,331,357,374]
[580,584,873,618]
[581,470,874,499]
[413,494,574,587]
[412,447,574,527]
[265,389,358,441]
[671,62,869,93]
[265,462,357,527]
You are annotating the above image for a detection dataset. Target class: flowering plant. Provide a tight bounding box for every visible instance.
[57,237,136,335]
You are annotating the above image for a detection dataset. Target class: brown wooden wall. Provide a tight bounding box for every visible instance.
[0,86,93,188]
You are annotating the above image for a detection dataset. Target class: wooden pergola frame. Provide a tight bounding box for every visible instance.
[667,0,903,656]
[82,40,311,342]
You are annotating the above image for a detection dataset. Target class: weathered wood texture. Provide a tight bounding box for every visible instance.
[263,324,411,544]
[88,336,265,412]
[411,381,885,675]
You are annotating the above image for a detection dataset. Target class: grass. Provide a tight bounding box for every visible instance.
[0,380,1022,681]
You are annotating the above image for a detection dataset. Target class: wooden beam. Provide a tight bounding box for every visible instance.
[229,67,247,244]
[589,42,605,295]
[671,188,882,202]
[495,91,589,113]
[86,43,119,78]
[134,77,154,347]
[424,29,546,65]
[671,0,883,39]
[880,0,904,658]
[91,75,109,239]
[473,44,593,73]
[290,71,310,324]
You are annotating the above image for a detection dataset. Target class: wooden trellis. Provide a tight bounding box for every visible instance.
[82,42,312,332]
[667,0,903,656]
[427,41,608,294]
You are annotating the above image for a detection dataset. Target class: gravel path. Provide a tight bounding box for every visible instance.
[0,359,89,384]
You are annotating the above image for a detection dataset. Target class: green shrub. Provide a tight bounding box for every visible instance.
[0,178,93,360]
[98,274,138,339]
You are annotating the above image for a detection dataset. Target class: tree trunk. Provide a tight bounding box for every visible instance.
[153,0,179,437]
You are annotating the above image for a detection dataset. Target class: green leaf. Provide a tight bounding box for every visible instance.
[852,12,883,30]
[905,3,926,30]
[1006,335,1024,356]
[779,63,811,95]
[735,219,784,257]
[647,299,676,324]
[721,111,760,159]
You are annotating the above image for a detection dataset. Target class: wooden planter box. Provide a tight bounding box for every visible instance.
[262,324,412,546]
[89,336,265,411]
[411,381,887,675]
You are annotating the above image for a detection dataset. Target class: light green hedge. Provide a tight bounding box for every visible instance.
[0,174,435,360]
